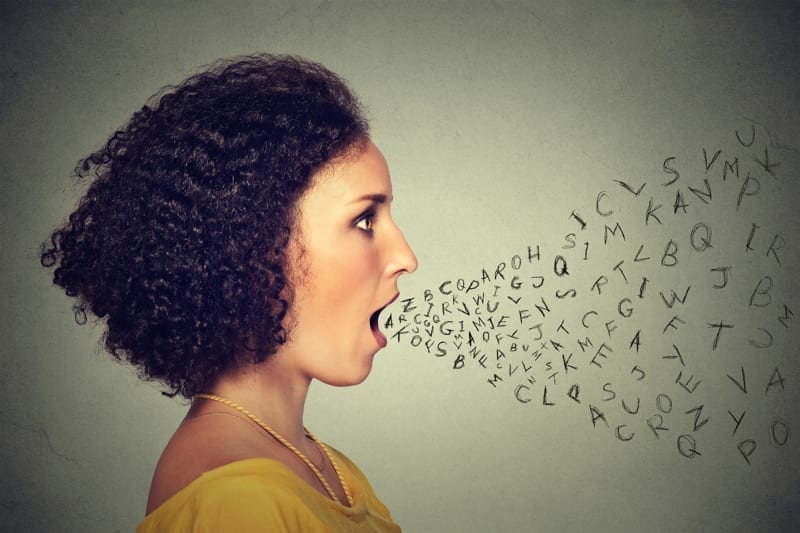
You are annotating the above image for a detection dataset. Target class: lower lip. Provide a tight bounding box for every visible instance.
[373,328,387,348]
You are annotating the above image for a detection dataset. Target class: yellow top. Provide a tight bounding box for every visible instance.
[137,447,401,532]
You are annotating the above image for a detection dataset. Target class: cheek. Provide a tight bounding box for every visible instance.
[350,248,382,282]
[331,239,381,272]
[305,238,382,306]
[314,253,369,300]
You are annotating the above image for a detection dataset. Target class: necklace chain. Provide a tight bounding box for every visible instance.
[184,410,326,471]
[194,393,352,506]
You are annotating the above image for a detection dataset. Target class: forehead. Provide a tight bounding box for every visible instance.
[303,140,392,204]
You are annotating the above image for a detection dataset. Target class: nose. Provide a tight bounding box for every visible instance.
[388,222,418,276]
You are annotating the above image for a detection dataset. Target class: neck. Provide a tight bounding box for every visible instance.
[200,354,312,446]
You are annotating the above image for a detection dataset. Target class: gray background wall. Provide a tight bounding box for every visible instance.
[2,1,798,532]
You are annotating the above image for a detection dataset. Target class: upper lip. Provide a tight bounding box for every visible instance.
[384,292,399,309]
[372,292,399,320]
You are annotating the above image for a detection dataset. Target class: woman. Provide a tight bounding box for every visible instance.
[41,54,417,531]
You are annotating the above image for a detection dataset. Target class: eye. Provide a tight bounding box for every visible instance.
[355,209,375,233]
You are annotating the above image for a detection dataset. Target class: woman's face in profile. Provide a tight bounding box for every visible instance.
[282,140,418,386]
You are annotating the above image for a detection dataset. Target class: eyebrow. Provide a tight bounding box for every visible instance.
[349,193,390,205]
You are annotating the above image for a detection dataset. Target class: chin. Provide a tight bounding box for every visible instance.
[325,357,375,388]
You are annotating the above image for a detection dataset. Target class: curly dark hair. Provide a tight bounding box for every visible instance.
[41,54,369,398]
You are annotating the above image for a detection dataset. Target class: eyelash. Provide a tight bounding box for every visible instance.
[355,209,376,233]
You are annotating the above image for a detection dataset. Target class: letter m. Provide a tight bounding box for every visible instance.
[604,222,626,244]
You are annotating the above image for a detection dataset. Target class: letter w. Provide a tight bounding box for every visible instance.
[659,286,691,308]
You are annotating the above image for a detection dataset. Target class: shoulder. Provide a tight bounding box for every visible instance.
[138,459,323,533]
[145,413,274,513]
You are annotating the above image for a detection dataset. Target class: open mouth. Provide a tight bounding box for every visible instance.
[370,294,398,348]
[370,309,387,348]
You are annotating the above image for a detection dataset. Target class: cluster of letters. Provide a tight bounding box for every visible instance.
[384,122,794,465]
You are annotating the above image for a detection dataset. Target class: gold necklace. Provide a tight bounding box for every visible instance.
[194,393,352,506]
[184,410,326,471]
